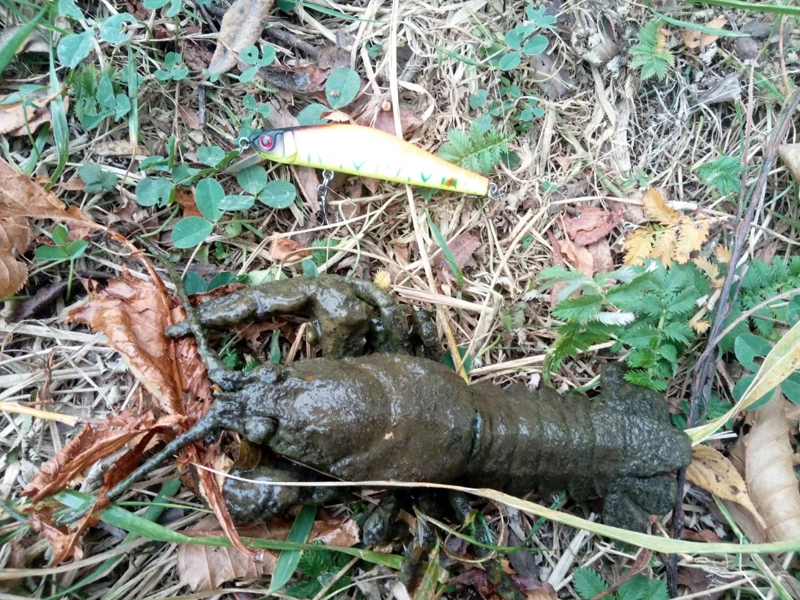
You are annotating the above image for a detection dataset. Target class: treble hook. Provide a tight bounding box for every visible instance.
[318,169,335,226]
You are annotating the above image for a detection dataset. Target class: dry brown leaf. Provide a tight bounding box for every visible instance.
[179,106,201,130]
[269,237,311,262]
[174,187,201,218]
[435,232,481,271]
[0,158,97,226]
[778,143,800,185]
[650,227,677,267]
[622,228,654,266]
[746,388,800,542]
[0,250,28,297]
[715,245,732,264]
[371,103,425,138]
[22,411,183,502]
[686,444,766,528]
[690,318,710,334]
[28,512,92,565]
[586,238,613,273]
[674,219,710,264]
[177,513,360,591]
[92,139,148,159]
[559,236,593,276]
[642,187,680,226]
[683,17,728,49]
[67,274,189,414]
[563,205,622,246]
[208,0,276,76]
[693,257,724,288]
[0,88,64,136]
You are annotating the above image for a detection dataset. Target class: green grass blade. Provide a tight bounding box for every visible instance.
[268,505,318,594]
[42,479,183,600]
[52,490,402,568]
[127,42,138,147]
[425,209,464,287]
[47,16,69,184]
[0,5,46,76]
[649,10,750,37]
[296,0,381,22]
[685,0,800,17]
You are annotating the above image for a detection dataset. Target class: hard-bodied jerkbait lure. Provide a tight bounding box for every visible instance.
[239,124,501,199]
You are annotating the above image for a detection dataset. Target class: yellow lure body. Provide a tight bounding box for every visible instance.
[245,124,491,197]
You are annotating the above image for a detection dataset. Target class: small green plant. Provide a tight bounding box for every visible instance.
[325,67,360,109]
[496,3,555,71]
[284,545,352,598]
[697,154,745,196]
[72,66,131,130]
[538,260,710,391]
[34,225,89,300]
[79,164,118,194]
[238,44,276,83]
[154,52,189,81]
[437,115,511,176]
[56,1,137,68]
[629,20,674,81]
[573,568,668,600]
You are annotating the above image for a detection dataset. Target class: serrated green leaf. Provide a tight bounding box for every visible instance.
[258,180,296,209]
[696,155,743,196]
[573,568,608,600]
[171,217,213,248]
[325,67,360,109]
[552,294,603,323]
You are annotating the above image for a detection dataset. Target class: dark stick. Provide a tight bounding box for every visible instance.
[665,89,800,597]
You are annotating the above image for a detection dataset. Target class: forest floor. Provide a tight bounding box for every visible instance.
[1,0,800,599]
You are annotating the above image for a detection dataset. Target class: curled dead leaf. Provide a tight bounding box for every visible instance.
[175,187,202,218]
[622,229,654,266]
[563,205,622,246]
[0,88,65,136]
[683,17,728,49]
[269,236,311,262]
[686,444,766,529]
[177,513,360,591]
[642,187,680,226]
[746,388,800,542]
[208,0,276,76]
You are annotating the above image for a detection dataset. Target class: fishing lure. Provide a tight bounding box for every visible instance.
[238,124,501,220]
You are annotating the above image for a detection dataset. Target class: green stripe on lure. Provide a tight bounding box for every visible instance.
[238,124,501,200]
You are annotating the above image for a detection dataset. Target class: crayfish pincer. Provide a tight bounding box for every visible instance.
[97,269,692,537]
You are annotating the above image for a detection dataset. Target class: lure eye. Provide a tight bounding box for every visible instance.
[258,134,275,151]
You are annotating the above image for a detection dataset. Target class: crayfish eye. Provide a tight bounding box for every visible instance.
[258,134,274,151]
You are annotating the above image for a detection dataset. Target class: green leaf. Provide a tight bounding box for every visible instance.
[208,272,236,289]
[98,13,136,44]
[0,7,46,77]
[243,94,257,111]
[297,103,329,126]
[171,217,213,248]
[65,240,89,259]
[443,346,473,374]
[220,194,255,211]
[572,568,608,600]
[734,333,773,372]
[526,4,557,28]
[470,90,488,109]
[522,34,548,55]
[259,44,276,66]
[114,93,130,120]
[426,211,463,287]
[52,224,70,246]
[96,75,115,111]
[236,165,267,195]
[197,145,225,167]
[259,180,296,209]
[79,163,118,193]
[35,245,69,261]
[183,272,207,294]
[325,67,360,109]
[57,31,94,69]
[135,177,173,207]
[617,574,652,600]
[302,258,319,278]
[696,155,743,196]
[498,51,521,70]
[733,374,772,411]
[143,0,171,9]
[268,505,318,594]
[195,178,224,222]
[504,23,534,49]
[552,295,603,323]
[58,0,84,19]
[239,66,258,83]
[240,44,259,65]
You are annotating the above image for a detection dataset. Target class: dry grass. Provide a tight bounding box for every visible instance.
[2,0,800,597]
